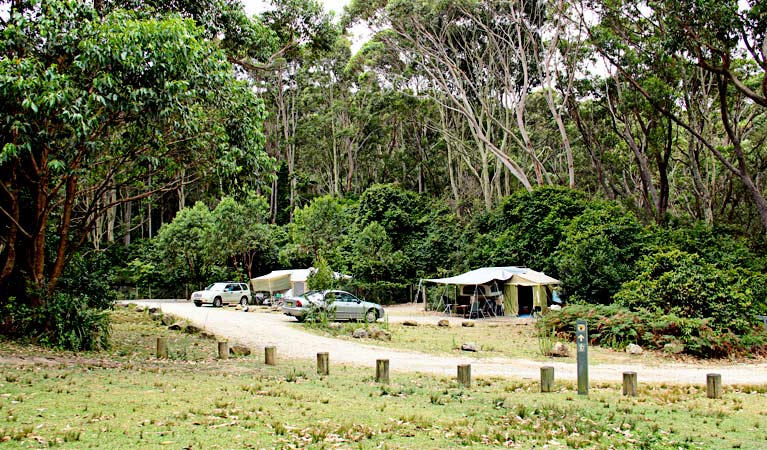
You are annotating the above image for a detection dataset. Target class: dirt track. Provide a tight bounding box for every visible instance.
[133,301,767,386]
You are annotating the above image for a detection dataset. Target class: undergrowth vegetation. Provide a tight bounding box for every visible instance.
[1,307,766,449]
[540,305,767,358]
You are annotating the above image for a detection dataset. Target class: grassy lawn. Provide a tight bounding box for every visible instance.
[1,308,766,449]
[299,316,678,366]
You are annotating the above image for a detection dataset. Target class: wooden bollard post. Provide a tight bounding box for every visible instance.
[265,346,276,365]
[218,341,229,359]
[540,366,555,392]
[376,359,389,383]
[156,337,168,359]
[457,364,471,388]
[707,373,722,399]
[622,372,637,397]
[317,352,329,375]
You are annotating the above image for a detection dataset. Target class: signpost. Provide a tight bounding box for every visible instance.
[576,319,588,395]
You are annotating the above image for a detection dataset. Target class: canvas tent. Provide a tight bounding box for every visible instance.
[250,268,349,298]
[423,266,560,317]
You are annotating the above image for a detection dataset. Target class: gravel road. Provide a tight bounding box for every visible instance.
[135,301,767,386]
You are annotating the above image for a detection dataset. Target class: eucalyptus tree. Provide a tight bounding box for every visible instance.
[252,0,339,221]
[346,0,583,210]
[284,195,351,261]
[209,194,272,279]
[0,1,270,308]
[582,0,767,234]
[155,202,216,295]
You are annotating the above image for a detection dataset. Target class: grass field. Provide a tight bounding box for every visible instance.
[299,315,683,366]
[1,308,766,449]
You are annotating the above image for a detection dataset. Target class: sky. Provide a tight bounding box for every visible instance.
[240,0,370,53]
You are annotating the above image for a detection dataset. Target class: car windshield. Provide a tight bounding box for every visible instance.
[302,291,325,302]
[205,283,228,291]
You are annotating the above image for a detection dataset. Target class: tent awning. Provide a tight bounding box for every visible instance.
[250,271,292,292]
[250,268,352,292]
[424,266,559,286]
[507,272,560,286]
[424,267,526,285]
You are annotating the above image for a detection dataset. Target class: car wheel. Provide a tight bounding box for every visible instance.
[194,301,202,307]
[240,296,248,306]
[296,315,306,323]
[365,309,378,323]
[213,297,222,308]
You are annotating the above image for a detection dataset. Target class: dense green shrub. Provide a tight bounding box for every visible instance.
[649,222,764,270]
[539,304,767,358]
[355,183,425,249]
[556,201,646,304]
[487,186,588,275]
[307,255,337,291]
[614,250,761,334]
[2,292,111,351]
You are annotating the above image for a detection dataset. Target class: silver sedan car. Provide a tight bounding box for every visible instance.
[282,290,385,323]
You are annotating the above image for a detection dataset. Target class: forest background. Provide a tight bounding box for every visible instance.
[1,0,767,356]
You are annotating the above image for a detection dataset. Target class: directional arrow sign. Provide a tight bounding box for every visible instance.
[576,319,588,395]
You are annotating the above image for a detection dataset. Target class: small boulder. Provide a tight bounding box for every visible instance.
[229,345,252,357]
[461,342,479,352]
[161,315,175,326]
[167,322,183,331]
[370,328,392,341]
[328,323,342,331]
[663,342,685,354]
[135,305,146,313]
[148,307,159,314]
[626,343,643,355]
[352,328,369,339]
[200,332,216,340]
[150,312,163,322]
[550,342,570,357]
[403,320,419,327]
[437,319,450,328]
[185,324,202,334]
[461,321,475,328]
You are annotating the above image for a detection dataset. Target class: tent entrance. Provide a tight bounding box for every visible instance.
[517,286,533,316]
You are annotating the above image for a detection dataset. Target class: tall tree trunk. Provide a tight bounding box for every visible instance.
[718,77,767,232]
[123,190,132,247]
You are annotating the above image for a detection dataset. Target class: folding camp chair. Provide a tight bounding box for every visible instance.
[441,295,454,316]
[469,298,485,319]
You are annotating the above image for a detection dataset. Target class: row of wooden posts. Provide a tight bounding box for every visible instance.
[155,337,724,399]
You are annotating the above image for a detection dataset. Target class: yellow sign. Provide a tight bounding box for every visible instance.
[577,324,585,332]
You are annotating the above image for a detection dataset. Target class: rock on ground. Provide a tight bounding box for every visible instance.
[461,342,478,352]
[437,319,450,327]
[352,328,369,339]
[551,342,570,357]
[369,327,392,341]
[403,320,418,327]
[664,343,685,354]
[626,344,643,355]
[461,321,475,328]
[229,345,252,357]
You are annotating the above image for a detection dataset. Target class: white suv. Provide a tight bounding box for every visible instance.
[192,282,251,307]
